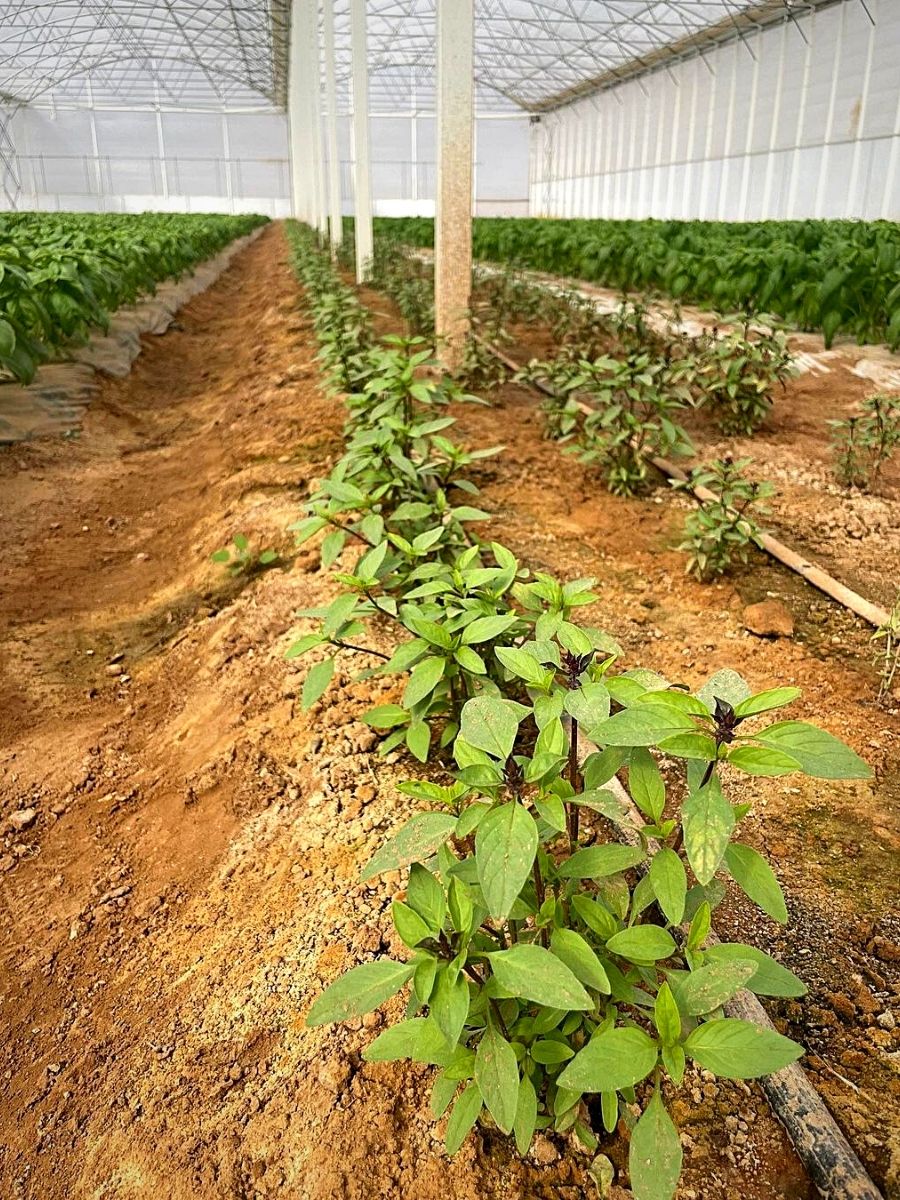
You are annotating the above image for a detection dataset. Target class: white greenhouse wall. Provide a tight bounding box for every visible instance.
[530,0,900,221]
[3,106,530,217]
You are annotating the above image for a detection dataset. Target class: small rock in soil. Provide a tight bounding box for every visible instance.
[8,808,37,831]
[742,599,794,638]
[531,1133,559,1164]
[317,1056,350,1095]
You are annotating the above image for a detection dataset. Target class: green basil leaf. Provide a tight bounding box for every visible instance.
[306,960,414,1026]
[550,928,611,993]
[727,745,801,776]
[629,1089,683,1200]
[733,687,801,719]
[461,615,520,645]
[407,864,446,932]
[675,958,758,1016]
[629,748,665,822]
[476,802,539,921]
[513,1075,539,1155]
[361,812,457,880]
[392,900,431,948]
[590,704,695,747]
[557,844,645,879]
[755,721,871,780]
[302,656,335,709]
[704,943,807,998]
[475,1025,520,1134]
[724,843,788,923]
[445,1082,483,1155]
[606,925,677,963]
[684,1018,803,1078]
[488,944,592,1010]
[460,696,526,761]
[649,848,687,926]
[403,655,446,709]
[430,966,470,1048]
[681,779,735,885]
[557,1026,658,1093]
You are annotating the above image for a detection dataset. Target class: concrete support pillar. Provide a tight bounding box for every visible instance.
[322,0,343,250]
[350,0,373,280]
[435,0,474,371]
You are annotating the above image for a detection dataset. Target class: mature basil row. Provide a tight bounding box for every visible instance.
[0,210,268,383]
[286,221,871,1200]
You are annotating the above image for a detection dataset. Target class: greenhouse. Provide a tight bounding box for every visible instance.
[0,2,898,1198]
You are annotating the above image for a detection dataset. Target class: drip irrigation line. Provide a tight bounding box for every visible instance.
[572,724,884,1200]
[475,333,892,630]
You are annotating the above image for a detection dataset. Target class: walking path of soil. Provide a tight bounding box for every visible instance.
[0,223,896,1200]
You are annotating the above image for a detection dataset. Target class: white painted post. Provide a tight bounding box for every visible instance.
[86,77,103,209]
[309,1,327,238]
[154,82,170,205]
[322,0,342,249]
[738,29,761,220]
[814,0,847,218]
[846,0,877,218]
[288,0,311,221]
[717,40,740,221]
[761,20,789,218]
[221,112,235,214]
[786,11,814,219]
[350,0,373,281]
[435,0,474,370]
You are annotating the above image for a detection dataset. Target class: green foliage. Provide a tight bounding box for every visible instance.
[0,211,267,383]
[694,324,795,435]
[519,350,693,495]
[370,215,900,350]
[287,221,873,1200]
[312,677,868,1199]
[369,239,435,336]
[210,532,278,575]
[673,457,773,580]
[829,393,900,489]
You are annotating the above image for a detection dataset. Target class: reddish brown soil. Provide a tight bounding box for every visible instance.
[0,224,896,1200]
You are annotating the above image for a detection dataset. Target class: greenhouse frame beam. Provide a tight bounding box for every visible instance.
[350,0,373,282]
[531,0,840,113]
[434,0,474,372]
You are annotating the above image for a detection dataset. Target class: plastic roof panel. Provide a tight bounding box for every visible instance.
[0,0,291,108]
[0,1,808,113]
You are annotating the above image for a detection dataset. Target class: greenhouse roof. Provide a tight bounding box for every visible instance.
[0,0,823,114]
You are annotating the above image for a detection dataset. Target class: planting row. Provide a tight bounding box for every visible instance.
[283,220,870,1200]
[0,210,269,384]
[358,233,900,703]
[368,215,900,350]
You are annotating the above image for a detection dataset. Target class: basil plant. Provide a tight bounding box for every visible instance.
[307,656,870,1200]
